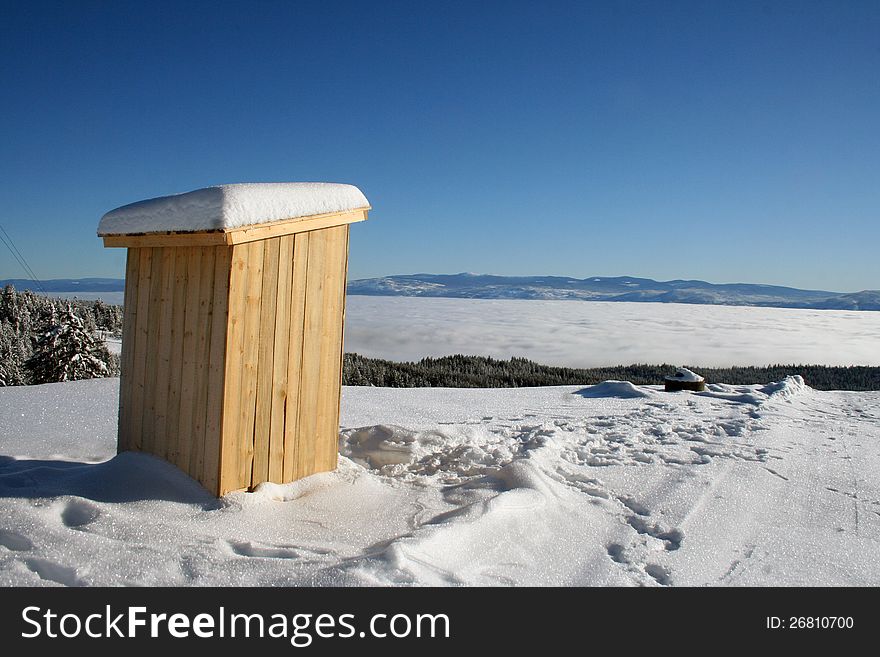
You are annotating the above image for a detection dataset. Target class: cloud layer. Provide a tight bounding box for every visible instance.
[344,297,880,367]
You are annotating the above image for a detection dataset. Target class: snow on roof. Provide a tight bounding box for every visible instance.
[98,183,370,236]
[665,367,705,383]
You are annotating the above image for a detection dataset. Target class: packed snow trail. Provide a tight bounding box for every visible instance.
[0,377,878,586]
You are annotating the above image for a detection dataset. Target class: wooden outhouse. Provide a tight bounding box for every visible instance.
[99,183,369,495]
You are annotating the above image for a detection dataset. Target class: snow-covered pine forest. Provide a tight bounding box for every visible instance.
[0,285,120,386]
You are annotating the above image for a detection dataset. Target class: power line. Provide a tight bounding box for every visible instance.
[0,224,46,295]
[0,225,43,292]
[0,229,30,280]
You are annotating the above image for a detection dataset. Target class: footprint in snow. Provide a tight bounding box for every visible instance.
[606,543,629,564]
[644,563,672,586]
[227,540,332,560]
[0,529,33,551]
[618,495,650,516]
[59,499,101,529]
[627,516,684,551]
[25,557,86,587]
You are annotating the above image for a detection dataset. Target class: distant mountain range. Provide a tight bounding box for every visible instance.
[0,278,125,293]
[3,275,879,310]
[347,273,880,311]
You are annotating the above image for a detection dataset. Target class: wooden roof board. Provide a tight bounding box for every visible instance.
[101,208,369,248]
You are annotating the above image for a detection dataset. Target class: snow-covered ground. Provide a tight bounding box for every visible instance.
[1,377,878,586]
[344,296,880,367]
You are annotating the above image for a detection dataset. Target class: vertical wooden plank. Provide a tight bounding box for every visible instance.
[187,247,212,483]
[151,247,176,461]
[282,231,310,482]
[117,248,141,453]
[315,225,348,473]
[177,247,202,476]
[219,245,245,493]
[140,247,165,456]
[295,230,328,479]
[331,225,351,465]
[268,234,294,483]
[128,248,154,452]
[203,246,230,495]
[165,247,189,468]
[337,225,351,422]
[219,240,265,493]
[251,238,279,487]
[237,240,265,489]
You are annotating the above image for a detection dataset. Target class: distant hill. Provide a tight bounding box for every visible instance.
[0,278,125,293]
[4,275,878,311]
[347,273,880,311]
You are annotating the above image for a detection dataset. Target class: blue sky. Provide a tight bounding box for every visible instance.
[1,0,878,291]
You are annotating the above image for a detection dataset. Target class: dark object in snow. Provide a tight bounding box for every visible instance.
[664,367,706,392]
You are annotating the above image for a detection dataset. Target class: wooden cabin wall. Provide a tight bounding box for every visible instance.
[218,224,350,495]
[117,225,350,496]
[117,244,231,494]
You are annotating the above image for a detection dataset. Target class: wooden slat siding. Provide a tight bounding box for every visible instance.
[282,231,310,483]
[117,249,140,452]
[187,246,212,483]
[268,234,294,483]
[295,229,329,479]
[113,218,363,495]
[128,248,154,451]
[237,239,265,489]
[251,237,280,487]
[218,241,265,494]
[310,229,335,475]
[219,243,248,495]
[203,246,230,494]
[315,225,348,473]
[333,225,352,460]
[151,248,177,462]
[140,247,166,456]
[165,248,189,468]
[101,208,368,249]
[177,247,202,475]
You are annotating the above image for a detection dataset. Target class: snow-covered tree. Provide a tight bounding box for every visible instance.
[0,321,15,386]
[0,317,30,386]
[26,305,114,383]
[92,300,124,338]
[0,285,16,323]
